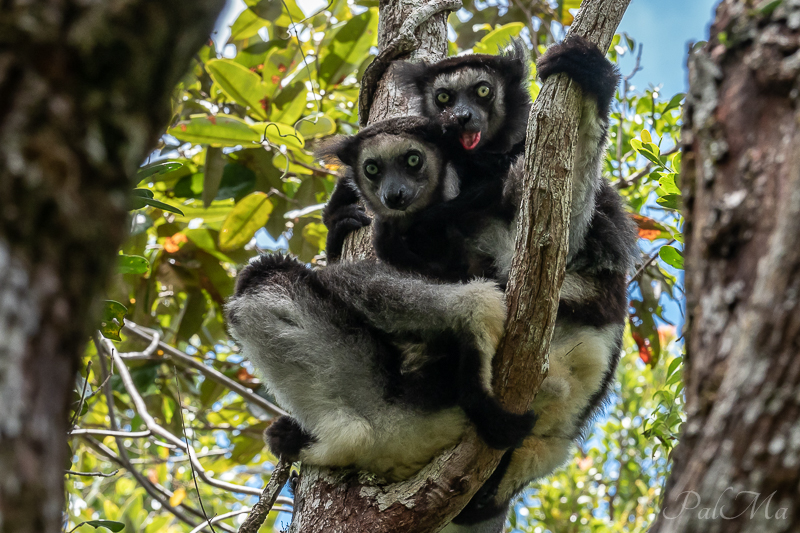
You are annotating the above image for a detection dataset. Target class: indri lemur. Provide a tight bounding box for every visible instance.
[322,39,531,262]
[226,253,536,482]
[321,36,636,533]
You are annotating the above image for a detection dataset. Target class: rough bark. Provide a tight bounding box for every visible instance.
[290,1,630,532]
[341,0,453,260]
[0,2,224,532]
[650,2,800,532]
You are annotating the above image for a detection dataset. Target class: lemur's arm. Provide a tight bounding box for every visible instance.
[535,35,620,261]
[322,177,371,262]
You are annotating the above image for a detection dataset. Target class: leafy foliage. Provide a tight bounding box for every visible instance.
[67,2,686,533]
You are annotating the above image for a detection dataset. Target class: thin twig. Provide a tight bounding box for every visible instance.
[123,322,287,417]
[630,238,677,283]
[69,361,92,431]
[69,428,151,438]
[105,337,268,496]
[91,335,206,531]
[79,435,239,533]
[65,469,120,478]
[175,370,218,533]
[237,459,292,533]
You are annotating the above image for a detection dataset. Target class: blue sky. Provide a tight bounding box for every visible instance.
[617,0,719,96]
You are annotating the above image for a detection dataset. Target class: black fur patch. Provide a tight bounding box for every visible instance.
[265,416,315,461]
[456,332,538,450]
[537,35,621,118]
[452,449,515,525]
[233,254,307,295]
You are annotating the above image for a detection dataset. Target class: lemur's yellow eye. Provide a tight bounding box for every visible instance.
[437,92,450,104]
[477,85,491,98]
[407,154,420,167]
[365,163,379,176]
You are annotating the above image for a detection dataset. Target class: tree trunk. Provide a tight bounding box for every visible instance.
[0,2,223,531]
[650,1,800,531]
[290,1,630,531]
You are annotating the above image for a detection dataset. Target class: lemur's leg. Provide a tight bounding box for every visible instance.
[536,35,620,261]
[319,261,537,448]
[322,177,371,262]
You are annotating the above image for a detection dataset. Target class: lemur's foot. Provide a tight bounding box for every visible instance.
[265,416,315,461]
[537,35,620,116]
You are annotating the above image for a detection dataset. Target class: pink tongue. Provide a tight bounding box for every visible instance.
[460,131,481,150]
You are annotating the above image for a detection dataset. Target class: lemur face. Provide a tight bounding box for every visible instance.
[353,134,444,218]
[423,68,506,152]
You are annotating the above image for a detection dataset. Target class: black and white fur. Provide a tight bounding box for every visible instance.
[226,255,536,482]
[322,40,532,262]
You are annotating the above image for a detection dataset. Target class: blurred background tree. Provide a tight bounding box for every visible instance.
[64,1,687,531]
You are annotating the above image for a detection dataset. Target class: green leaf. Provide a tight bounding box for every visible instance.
[229,8,269,41]
[757,0,783,16]
[100,301,127,341]
[658,173,681,196]
[473,23,525,55]
[130,190,185,216]
[666,357,683,379]
[659,245,684,269]
[206,59,270,120]
[318,8,379,88]
[203,147,225,208]
[168,115,262,148]
[656,194,681,210]
[219,192,274,251]
[82,520,125,532]
[117,255,149,275]
[630,138,664,167]
[663,92,685,114]
[137,162,183,180]
[185,229,235,263]
[295,114,337,139]
[302,222,328,251]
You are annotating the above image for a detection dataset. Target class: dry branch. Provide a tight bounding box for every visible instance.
[289,0,631,531]
[237,459,293,533]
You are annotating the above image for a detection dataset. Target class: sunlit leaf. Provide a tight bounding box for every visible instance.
[206,59,270,120]
[100,301,127,341]
[169,487,186,507]
[219,192,274,251]
[318,8,378,87]
[167,114,261,148]
[473,23,525,54]
[250,121,305,150]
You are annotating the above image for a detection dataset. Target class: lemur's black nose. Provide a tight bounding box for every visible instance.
[383,188,409,210]
[455,110,472,125]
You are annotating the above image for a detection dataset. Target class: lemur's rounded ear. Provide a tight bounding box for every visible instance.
[497,38,530,83]
[393,61,430,95]
[315,135,359,168]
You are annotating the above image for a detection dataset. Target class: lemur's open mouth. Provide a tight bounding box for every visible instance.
[460,131,481,150]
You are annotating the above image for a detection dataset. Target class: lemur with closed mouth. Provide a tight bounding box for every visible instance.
[322,39,531,262]
[320,36,636,533]
[226,252,536,482]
